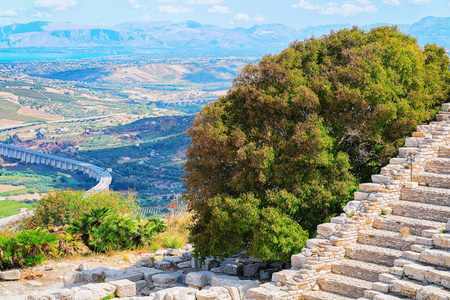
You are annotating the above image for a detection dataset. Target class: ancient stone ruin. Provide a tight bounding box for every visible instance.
[3,104,450,299]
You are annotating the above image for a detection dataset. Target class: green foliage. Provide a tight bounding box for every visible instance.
[26,190,139,228]
[69,208,160,252]
[183,27,450,260]
[162,235,184,249]
[0,228,77,270]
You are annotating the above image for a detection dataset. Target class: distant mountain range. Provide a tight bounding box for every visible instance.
[0,16,448,56]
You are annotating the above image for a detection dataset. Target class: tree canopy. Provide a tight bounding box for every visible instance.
[183,26,450,261]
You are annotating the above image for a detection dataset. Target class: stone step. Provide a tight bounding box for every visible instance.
[370,292,413,300]
[373,215,445,236]
[389,278,427,298]
[332,259,389,282]
[317,273,372,298]
[414,172,450,189]
[401,186,450,206]
[420,248,450,268]
[426,157,450,174]
[388,200,450,222]
[402,261,450,289]
[345,244,402,267]
[357,229,432,251]
[300,290,356,300]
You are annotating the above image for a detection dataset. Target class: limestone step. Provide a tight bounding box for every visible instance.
[402,261,450,288]
[388,200,450,222]
[370,292,412,300]
[373,215,445,236]
[389,278,427,298]
[426,157,450,174]
[420,248,450,268]
[357,229,432,250]
[300,290,356,300]
[401,186,450,206]
[317,273,372,298]
[345,244,402,267]
[332,259,389,282]
[414,172,450,189]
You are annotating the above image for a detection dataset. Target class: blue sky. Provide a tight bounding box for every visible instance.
[0,0,448,28]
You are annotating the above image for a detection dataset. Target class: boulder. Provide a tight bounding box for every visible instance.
[76,262,88,271]
[260,269,278,281]
[135,257,153,268]
[202,258,221,271]
[63,271,84,287]
[0,270,20,281]
[26,293,55,300]
[139,268,164,282]
[196,287,232,300]
[154,287,197,300]
[243,263,266,278]
[177,261,192,268]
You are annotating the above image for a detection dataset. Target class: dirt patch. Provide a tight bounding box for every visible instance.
[17,107,63,121]
[0,119,23,127]
[0,185,26,193]
[7,193,45,201]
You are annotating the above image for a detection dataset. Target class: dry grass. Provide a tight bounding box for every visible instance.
[153,212,192,250]
[399,227,410,237]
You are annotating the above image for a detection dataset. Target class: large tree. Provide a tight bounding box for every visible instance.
[183,26,450,260]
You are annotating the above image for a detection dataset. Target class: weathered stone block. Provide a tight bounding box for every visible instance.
[317,223,337,237]
[223,263,243,276]
[343,200,361,214]
[154,260,171,270]
[109,279,136,297]
[291,253,307,269]
[260,269,277,281]
[186,271,214,287]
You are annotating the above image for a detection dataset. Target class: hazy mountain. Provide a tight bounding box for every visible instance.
[0,16,448,56]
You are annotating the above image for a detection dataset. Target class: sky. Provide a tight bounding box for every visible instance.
[0,0,448,29]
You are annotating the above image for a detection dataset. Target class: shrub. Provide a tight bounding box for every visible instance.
[0,228,78,270]
[25,190,139,229]
[69,208,160,253]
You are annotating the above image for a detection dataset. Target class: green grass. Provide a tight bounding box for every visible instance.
[0,200,34,218]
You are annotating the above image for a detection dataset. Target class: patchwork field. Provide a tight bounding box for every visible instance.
[0,199,33,218]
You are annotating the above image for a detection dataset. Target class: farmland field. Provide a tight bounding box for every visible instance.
[0,200,34,218]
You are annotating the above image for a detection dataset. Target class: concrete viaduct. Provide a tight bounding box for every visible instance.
[0,143,111,193]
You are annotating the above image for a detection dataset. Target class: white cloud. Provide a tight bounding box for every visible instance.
[0,9,17,17]
[157,0,177,2]
[129,0,147,9]
[292,0,377,17]
[140,14,152,21]
[383,0,401,5]
[208,5,231,14]
[233,12,251,22]
[158,5,194,14]
[34,0,77,10]
[254,13,265,22]
[410,0,432,3]
[188,0,222,4]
